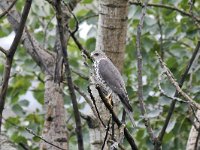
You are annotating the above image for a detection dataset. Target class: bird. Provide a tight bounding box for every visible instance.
[91,50,136,127]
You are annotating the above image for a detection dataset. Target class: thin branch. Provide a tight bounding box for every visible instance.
[71,68,89,80]
[43,14,55,48]
[88,86,106,128]
[189,106,200,130]
[0,0,32,132]
[63,2,79,35]
[79,112,99,128]
[158,71,189,104]
[157,15,164,59]
[188,0,200,28]
[0,46,8,56]
[3,118,66,150]
[136,0,156,144]
[156,51,200,109]
[55,0,84,150]
[73,84,97,116]
[0,3,54,74]
[64,4,92,61]
[101,115,111,150]
[129,1,200,23]
[25,30,53,76]
[156,41,200,148]
[79,14,98,24]
[188,0,195,13]
[0,0,18,18]
[96,86,138,150]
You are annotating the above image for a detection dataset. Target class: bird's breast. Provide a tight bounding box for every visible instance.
[93,60,106,85]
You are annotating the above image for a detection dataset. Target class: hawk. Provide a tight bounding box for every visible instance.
[91,50,135,127]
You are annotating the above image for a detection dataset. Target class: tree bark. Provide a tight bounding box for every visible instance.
[95,0,129,71]
[89,0,129,149]
[186,110,200,150]
[0,1,80,149]
[41,76,68,150]
[0,133,17,150]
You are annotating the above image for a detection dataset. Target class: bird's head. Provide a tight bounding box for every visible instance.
[91,51,107,61]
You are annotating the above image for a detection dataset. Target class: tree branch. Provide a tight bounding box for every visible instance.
[101,115,111,150]
[0,46,8,56]
[156,41,200,149]
[0,0,17,18]
[63,3,92,61]
[88,86,106,128]
[129,1,200,23]
[95,86,138,150]
[0,0,32,132]
[0,1,55,73]
[55,0,84,149]
[3,117,66,150]
[136,0,156,144]
[156,52,200,109]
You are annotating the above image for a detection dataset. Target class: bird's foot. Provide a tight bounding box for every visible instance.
[106,92,113,107]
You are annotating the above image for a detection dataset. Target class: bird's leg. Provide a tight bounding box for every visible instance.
[106,92,113,107]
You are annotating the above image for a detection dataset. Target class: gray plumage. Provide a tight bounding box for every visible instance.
[91,50,136,127]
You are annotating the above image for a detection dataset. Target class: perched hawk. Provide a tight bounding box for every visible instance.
[91,50,135,127]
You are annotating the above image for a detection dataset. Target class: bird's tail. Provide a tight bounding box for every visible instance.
[125,108,136,128]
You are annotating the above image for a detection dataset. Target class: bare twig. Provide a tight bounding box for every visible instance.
[0,0,32,132]
[188,0,194,13]
[156,41,200,149]
[101,115,111,150]
[136,0,156,144]
[187,0,200,28]
[64,4,92,61]
[129,1,200,23]
[157,15,164,59]
[88,86,106,127]
[71,68,89,80]
[73,84,97,115]
[158,71,189,104]
[43,14,55,48]
[0,46,8,56]
[96,86,138,150]
[189,106,200,130]
[25,30,53,76]
[54,0,84,149]
[3,118,66,150]
[156,51,200,110]
[79,14,98,24]
[0,0,17,18]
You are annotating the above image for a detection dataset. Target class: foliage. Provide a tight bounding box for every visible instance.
[0,0,199,149]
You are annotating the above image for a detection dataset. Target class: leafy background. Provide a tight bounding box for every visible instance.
[0,0,199,149]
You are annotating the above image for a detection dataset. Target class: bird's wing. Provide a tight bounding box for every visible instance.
[98,59,132,111]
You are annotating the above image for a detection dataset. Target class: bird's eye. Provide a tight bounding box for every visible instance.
[94,53,99,56]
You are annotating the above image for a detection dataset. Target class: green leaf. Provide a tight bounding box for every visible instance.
[81,0,93,4]
[166,120,176,133]
[19,99,30,107]
[85,37,96,51]
[12,104,24,116]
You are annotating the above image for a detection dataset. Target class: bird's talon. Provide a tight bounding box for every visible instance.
[106,92,113,106]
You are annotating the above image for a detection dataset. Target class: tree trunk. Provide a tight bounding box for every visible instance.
[95,0,129,71]
[41,75,68,150]
[89,0,129,149]
[186,110,200,150]
[0,1,80,149]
